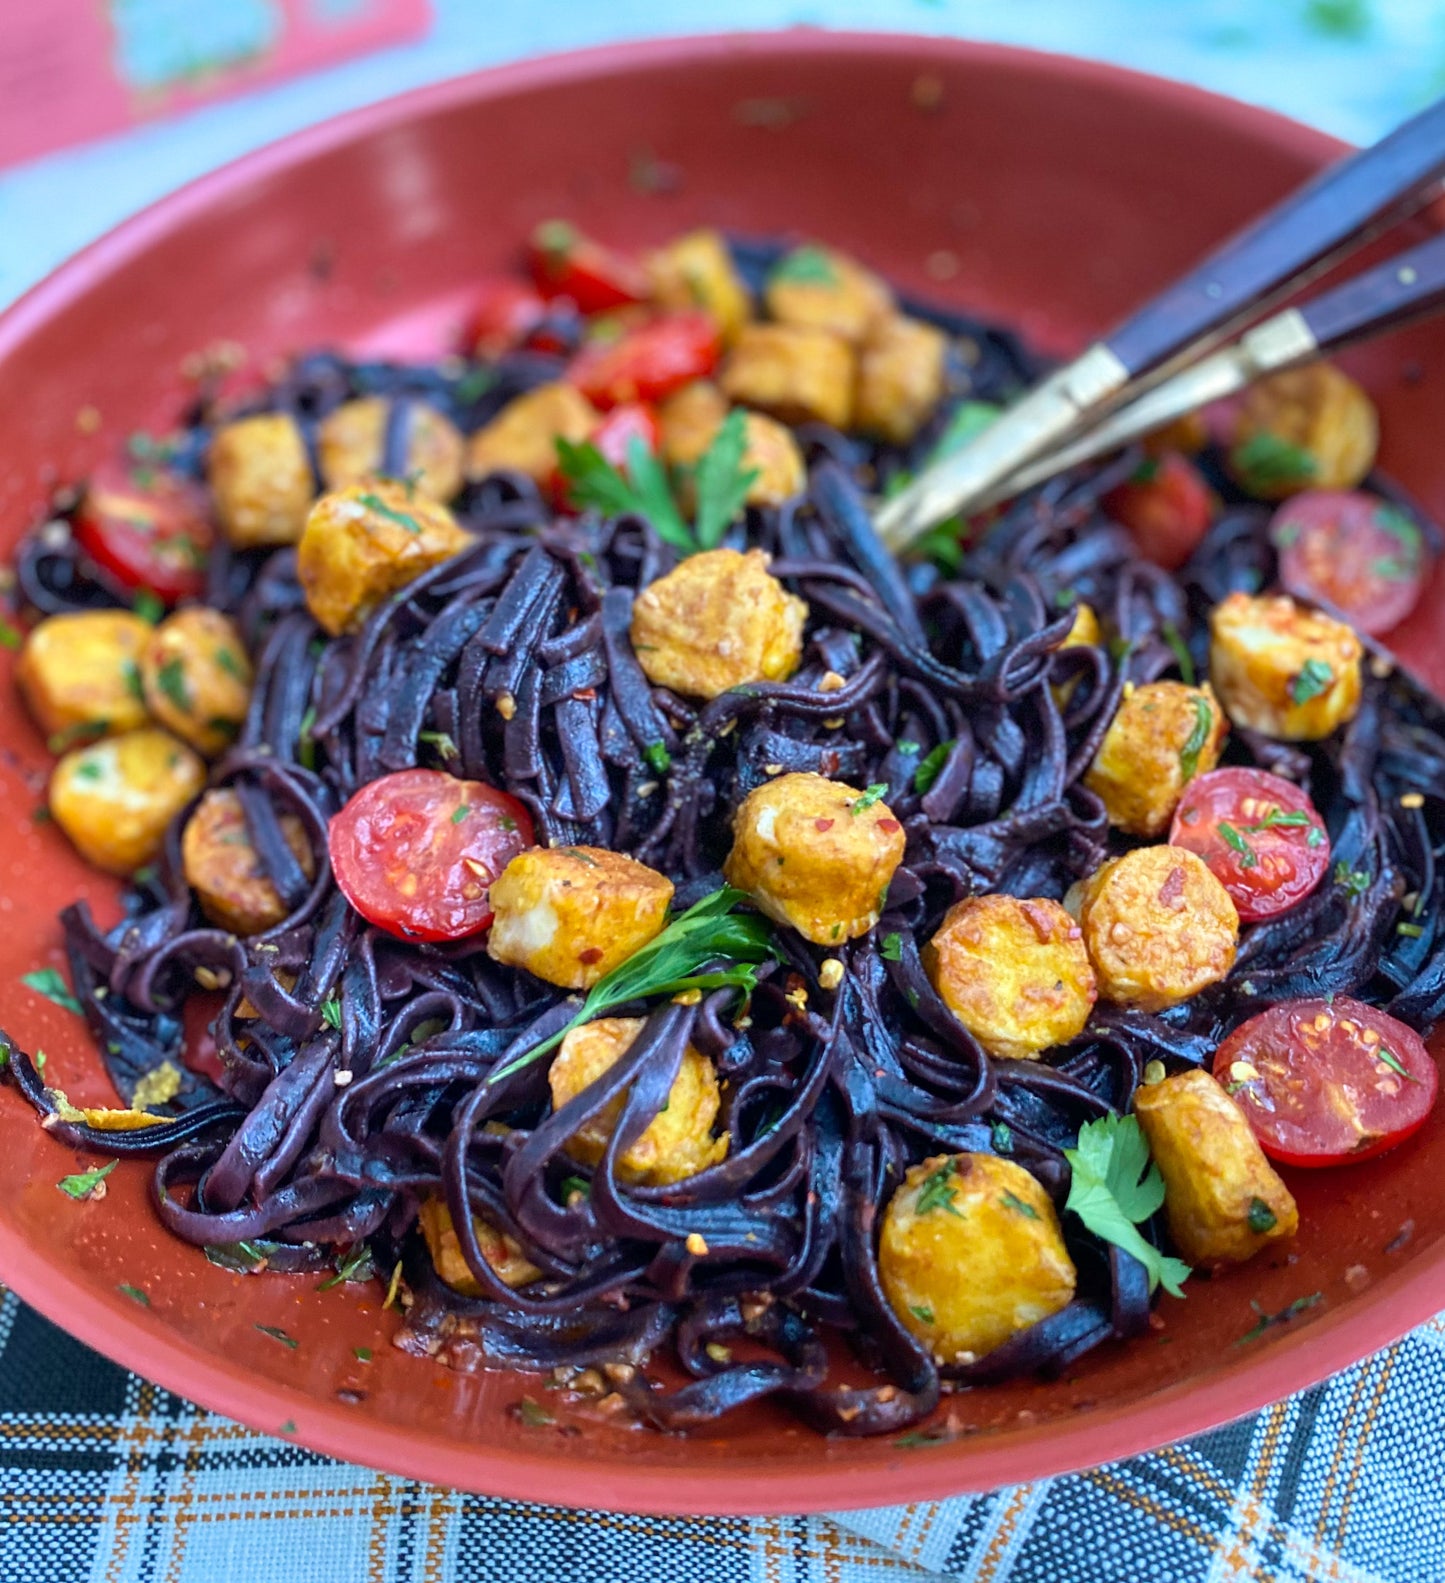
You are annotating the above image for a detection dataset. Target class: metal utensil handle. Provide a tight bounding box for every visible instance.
[1105,95,1445,377]
[1301,228,1445,351]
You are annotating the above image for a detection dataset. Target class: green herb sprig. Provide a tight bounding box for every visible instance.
[22,968,82,1015]
[489,887,773,1082]
[556,410,758,556]
[1064,1114,1190,1297]
[1178,696,1214,782]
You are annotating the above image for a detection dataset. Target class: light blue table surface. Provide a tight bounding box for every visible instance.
[0,0,1440,311]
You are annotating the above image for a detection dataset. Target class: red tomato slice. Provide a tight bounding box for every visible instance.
[566,312,721,409]
[1169,767,1330,921]
[328,770,535,942]
[1103,452,1213,571]
[528,221,649,314]
[74,463,213,603]
[467,278,548,360]
[1214,997,1437,1166]
[1271,489,1427,636]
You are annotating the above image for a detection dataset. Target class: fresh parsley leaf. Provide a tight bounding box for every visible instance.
[915,1158,964,1218]
[318,1244,376,1291]
[353,1346,373,1363]
[451,804,470,824]
[1178,697,1213,782]
[133,589,164,626]
[204,1240,277,1273]
[1219,822,1257,868]
[880,932,904,962]
[769,244,838,286]
[357,491,423,534]
[419,729,459,760]
[57,1160,116,1200]
[693,410,759,549]
[1247,1197,1277,1234]
[555,436,693,551]
[255,1323,299,1349]
[991,1121,1014,1154]
[320,996,342,1031]
[489,887,774,1081]
[560,1174,591,1203]
[122,658,144,702]
[1290,658,1334,706]
[644,741,672,775]
[0,618,22,652]
[850,783,888,815]
[117,1283,150,1306]
[913,741,954,795]
[908,1304,935,1324]
[22,968,82,1015]
[1000,1190,1039,1220]
[1161,622,1196,685]
[1064,1114,1190,1297]
[1241,809,1312,832]
[517,1396,555,1427]
[1230,432,1318,496]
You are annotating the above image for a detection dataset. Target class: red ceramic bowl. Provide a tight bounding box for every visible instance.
[1,32,1443,1517]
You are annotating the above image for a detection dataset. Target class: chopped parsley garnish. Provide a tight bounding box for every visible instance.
[1247,1197,1277,1234]
[644,741,672,775]
[1335,862,1370,897]
[517,1396,555,1427]
[133,589,164,625]
[1219,822,1257,868]
[318,1244,375,1291]
[1241,808,1312,832]
[320,996,342,1031]
[556,409,757,555]
[915,1158,964,1218]
[1000,1190,1039,1220]
[298,706,317,772]
[117,1283,150,1307]
[155,656,191,714]
[768,244,838,286]
[850,783,888,815]
[419,730,459,760]
[204,1240,276,1273]
[0,618,22,652]
[451,804,470,824]
[1064,1114,1190,1297]
[913,741,954,795]
[1161,622,1196,685]
[560,1175,591,1203]
[353,1346,373,1363]
[925,400,1001,467]
[1229,432,1318,495]
[1238,1291,1322,1345]
[991,1121,1014,1154]
[255,1323,299,1349]
[1307,827,1326,848]
[489,886,773,1082]
[454,365,499,405]
[908,1304,935,1324]
[122,659,144,702]
[1377,1045,1421,1084]
[22,968,82,1014]
[214,647,246,681]
[1290,658,1334,706]
[1398,921,1425,939]
[880,932,904,962]
[57,1160,116,1200]
[1178,696,1213,782]
[357,491,423,534]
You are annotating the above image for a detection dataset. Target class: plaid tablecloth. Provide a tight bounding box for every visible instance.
[1,1285,1440,1582]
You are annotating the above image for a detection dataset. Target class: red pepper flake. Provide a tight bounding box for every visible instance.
[877,819,902,834]
[578,947,604,965]
[1018,900,1058,945]
[814,818,835,832]
[1158,865,1187,907]
[571,688,597,702]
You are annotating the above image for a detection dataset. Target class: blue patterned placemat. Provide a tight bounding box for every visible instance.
[1,1287,1440,1581]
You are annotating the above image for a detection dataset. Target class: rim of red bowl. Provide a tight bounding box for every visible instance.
[2,29,1443,1517]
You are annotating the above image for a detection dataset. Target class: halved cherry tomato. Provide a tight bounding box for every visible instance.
[1103,452,1213,571]
[1169,767,1330,922]
[1214,997,1437,1166]
[467,278,548,359]
[528,221,649,314]
[74,463,214,604]
[566,311,721,410]
[1270,489,1428,636]
[552,403,660,510]
[328,770,534,942]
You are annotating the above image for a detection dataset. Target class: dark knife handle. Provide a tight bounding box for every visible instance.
[1105,95,1445,377]
[1300,229,1445,351]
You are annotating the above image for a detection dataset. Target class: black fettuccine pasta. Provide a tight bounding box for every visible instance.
[8,248,1445,1438]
